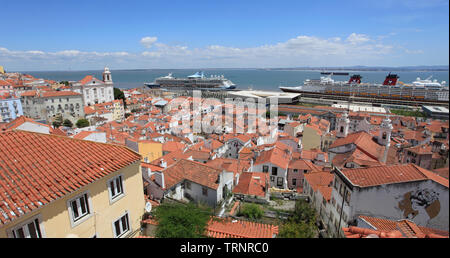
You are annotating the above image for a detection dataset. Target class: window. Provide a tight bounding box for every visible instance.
[339,184,344,196]
[109,175,124,201]
[270,176,275,182]
[334,179,338,190]
[11,217,43,238]
[292,178,297,185]
[185,181,191,190]
[293,169,298,173]
[113,213,130,238]
[277,177,283,187]
[202,187,208,196]
[272,167,278,176]
[69,193,90,222]
[345,191,351,204]
[263,165,268,172]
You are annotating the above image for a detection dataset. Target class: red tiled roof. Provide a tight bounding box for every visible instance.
[0,130,141,225]
[79,75,103,85]
[73,131,97,140]
[406,144,432,155]
[1,116,49,131]
[340,164,449,188]
[142,216,278,238]
[206,218,278,238]
[329,131,385,161]
[232,172,268,197]
[254,144,291,169]
[141,162,164,172]
[343,226,404,238]
[432,167,449,179]
[162,159,222,190]
[41,91,81,98]
[304,172,334,192]
[359,215,449,238]
[162,141,186,153]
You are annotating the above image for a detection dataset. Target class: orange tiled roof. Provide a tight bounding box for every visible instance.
[0,130,141,225]
[162,159,222,190]
[329,131,384,161]
[79,75,103,85]
[1,116,49,131]
[359,215,449,238]
[206,218,278,238]
[142,216,278,238]
[41,91,81,98]
[340,164,449,188]
[254,144,291,169]
[304,171,334,192]
[162,141,186,153]
[232,172,268,197]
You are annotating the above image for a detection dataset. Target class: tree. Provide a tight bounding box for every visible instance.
[52,114,63,128]
[291,199,317,224]
[114,87,127,109]
[278,220,316,238]
[59,81,69,86]
[238,203,264,220]
[76,118,90,128]
[277,200,318,238]
[62,119,73,128]
[153,202,211,238]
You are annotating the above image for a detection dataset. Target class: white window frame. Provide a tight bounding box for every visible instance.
[108,174,125,204]
[67,191,93,227]
[8,214,46,238]
[112,211,131,238]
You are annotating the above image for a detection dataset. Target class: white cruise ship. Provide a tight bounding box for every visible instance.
[279,73,449,103]
[144,72,236,90]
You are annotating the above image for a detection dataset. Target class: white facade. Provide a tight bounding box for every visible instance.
[71,67,114,106]
[329,171,449,234]
[252,162,288,189]
[164,170,234,207]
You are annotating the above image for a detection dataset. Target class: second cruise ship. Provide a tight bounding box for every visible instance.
[145,72,236,90]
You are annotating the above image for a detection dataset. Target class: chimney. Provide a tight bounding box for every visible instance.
[160,159,167,168]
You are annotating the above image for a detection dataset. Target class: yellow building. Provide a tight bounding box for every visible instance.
[138,140,163,163]
[125,138,163,163]
[0,130,145,238]
[301,124,323,150]
[113,99,125,121]
[0,65,4,74]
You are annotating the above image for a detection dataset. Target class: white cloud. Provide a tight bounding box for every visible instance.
[140,36,158,48]
[0,33,404,70]
[346,33,370,45]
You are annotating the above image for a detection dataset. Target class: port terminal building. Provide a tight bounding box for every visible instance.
[227,90,301,104]
[422,106,449,120]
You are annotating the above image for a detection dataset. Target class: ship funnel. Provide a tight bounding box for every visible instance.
[348,74,362,84]
[383,73,399,86]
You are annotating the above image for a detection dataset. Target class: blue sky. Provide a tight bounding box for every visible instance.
[1,0,448,71]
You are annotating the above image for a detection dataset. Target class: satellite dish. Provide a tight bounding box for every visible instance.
[145,201,152,213]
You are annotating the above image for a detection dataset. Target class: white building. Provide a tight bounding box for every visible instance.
[328,164,449,236]
[154,159,234,207]
[71,67,114,106]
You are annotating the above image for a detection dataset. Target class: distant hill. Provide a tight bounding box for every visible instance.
[265,65,449,71]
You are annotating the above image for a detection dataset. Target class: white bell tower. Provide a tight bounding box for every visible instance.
[379,117,393,163]
[378,117,393,146]
[103,67,113,84]
[336,112,350,138]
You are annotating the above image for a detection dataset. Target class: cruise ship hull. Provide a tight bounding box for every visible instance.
[145,72,236,90]
[279,85,449,103]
